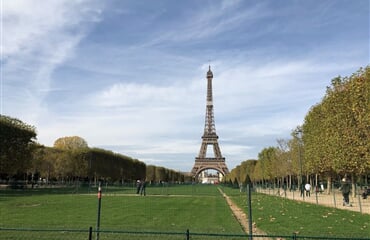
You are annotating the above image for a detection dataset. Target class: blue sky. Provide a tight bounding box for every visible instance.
[1,0,369,172]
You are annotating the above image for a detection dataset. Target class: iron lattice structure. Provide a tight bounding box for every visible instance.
[191,66,229,177]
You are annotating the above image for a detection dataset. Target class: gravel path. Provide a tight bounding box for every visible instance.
[218,188,266,236]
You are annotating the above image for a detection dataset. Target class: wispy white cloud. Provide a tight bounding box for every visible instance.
[3,1,102,58]
[1,0,103,122]
[141,1,267,46]
[94,83,184,108]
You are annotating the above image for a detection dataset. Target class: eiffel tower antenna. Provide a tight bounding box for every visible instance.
[191,67,229,179]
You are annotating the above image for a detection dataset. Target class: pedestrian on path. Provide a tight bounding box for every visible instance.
[361,186,368,199]
[140,180,147,196]
[320,182,324,193]
[136,180,141,194]
[339,177,351,206]
[305,183,311,197]
[300,183,305,197]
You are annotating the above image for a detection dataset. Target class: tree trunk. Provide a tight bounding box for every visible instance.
[327,176,332,194]
[351,173,356,197]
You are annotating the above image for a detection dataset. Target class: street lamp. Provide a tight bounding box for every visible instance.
[294,127,304,199]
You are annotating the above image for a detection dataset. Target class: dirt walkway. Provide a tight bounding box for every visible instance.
[218,188,270,238]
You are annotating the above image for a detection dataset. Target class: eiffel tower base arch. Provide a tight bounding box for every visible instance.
[191,158,229,178]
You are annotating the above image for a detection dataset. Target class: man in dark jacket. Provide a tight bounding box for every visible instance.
[340,178,351,206]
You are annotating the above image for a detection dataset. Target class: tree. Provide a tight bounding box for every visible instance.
[274,139,292,186]
[146,165,156,182]
[155,167,166,182]
[0,115,37,177]
[258,147,278,182]
[226,160,258,185]
[240,160,257,185]
[31,145,61,183]
[53,136,88,150]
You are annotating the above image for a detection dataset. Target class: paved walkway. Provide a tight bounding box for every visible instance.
[256,188,370,215]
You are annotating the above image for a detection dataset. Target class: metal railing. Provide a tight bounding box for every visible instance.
[1,227,369,240]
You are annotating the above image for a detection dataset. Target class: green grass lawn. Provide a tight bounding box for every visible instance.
[222,187,370,239]
[0,185,244,239]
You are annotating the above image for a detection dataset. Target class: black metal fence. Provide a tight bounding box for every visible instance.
[1,227,369,240]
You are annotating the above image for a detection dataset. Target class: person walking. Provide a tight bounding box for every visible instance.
[362,186,368,199]
[339,178,351,206]
[305,183,311,197]
[136,180,141,194]
[320,182,325,193]
[140,180,147,196]
[300,183,305,197]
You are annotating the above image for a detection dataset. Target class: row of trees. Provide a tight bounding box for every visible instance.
[31,143,147,183]
[146,165,192,183]
[225,66,370,192]
[1,118,187,184]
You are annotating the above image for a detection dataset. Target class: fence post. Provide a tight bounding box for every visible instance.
[88,226,92,240]
[292,232,297,240]
[186,229,190,240]
[247,184,253,240]
[96,182,102,240]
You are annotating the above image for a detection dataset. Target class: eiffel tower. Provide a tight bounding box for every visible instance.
[191,66,229,178]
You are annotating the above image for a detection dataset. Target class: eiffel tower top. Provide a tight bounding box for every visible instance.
[207,65,213,78]
[205,65,215,135]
